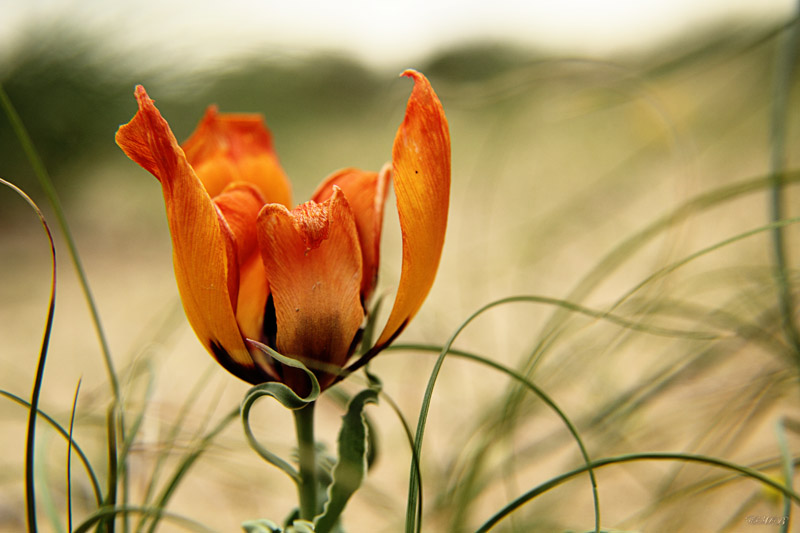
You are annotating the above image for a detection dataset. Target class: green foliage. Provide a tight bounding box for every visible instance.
[315,387,380,533]
[240,343,321,483]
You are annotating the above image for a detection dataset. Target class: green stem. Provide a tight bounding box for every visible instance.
[293,402,317,521]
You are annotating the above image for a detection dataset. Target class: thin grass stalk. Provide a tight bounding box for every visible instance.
[0,88,125,530]
[145,406,238,533]
[118,406,130,533]
[768,8,800,363]
[0,84,119,400]
[610,456,800,529]
[75,505,218,533]
[378,386,423,530]
[403,297,610,533]
[475,452,800,532]
[0,390,103,505]
[390,342,600,532]
[612,217,800,313]
[24,256,54,533]
[35,433,67,532]
[463,171,800,518]
[104,403,118,533]
[444,220,799,528]
[0,178,57,533]
[118,363,156,533]
[67,379,82,533]
[777,419,794,533]
[525,170,800,380]
[135,365,216,533]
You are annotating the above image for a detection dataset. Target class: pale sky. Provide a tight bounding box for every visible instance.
[0,0,795,69]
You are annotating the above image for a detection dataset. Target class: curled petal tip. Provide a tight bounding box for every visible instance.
[374,69,450,348]
[133,84,151,105]
[117,85,255,380]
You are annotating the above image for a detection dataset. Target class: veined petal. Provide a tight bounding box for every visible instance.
[214,182,272,347]
[236,254,271,345]
[311,165,391,304]
[182,107,292,207]
[214,182,264,267]
[115,86,269,383]
[257,187,364,391]
[375,70,451,348]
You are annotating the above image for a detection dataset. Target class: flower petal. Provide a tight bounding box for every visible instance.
[375,70,451,348]
[182,106,292,207]
[214,182,264,267]
[213,182,271,344]
[311,165,391,304]
[115,86,271,383]
[257,187,364,391]
[236,254,271,346]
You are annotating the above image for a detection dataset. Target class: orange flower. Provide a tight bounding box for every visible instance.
[116,70,450,392]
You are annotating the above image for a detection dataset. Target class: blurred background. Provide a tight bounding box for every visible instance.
[3,1,800,531]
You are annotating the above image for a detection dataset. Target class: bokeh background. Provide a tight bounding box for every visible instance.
[3,1,800,531]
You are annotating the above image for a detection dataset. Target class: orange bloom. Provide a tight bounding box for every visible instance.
[116,70,450,392]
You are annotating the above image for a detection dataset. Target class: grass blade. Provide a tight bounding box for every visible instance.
[768,6,800,361]
[0,389,103,505]
[75,505,218,533]
[0,84,119,400]
[0,178,57,533]
[776,419,794,533]
[475,452,800,532]
[144,406,239,533]
[390,342,600,532]
[67,378,82,532]
[104,404,118,533]
[403,296,626,533]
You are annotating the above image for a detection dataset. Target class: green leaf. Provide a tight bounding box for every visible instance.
[241,342,321,483]
[242,518,283,533]
[246,341,321,409]
[314,388,379,533]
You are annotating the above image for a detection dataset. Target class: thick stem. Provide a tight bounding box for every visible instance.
[293,402,317,521]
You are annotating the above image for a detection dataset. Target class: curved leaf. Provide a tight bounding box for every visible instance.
[315,388,379,533]
[241,342,321,483]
